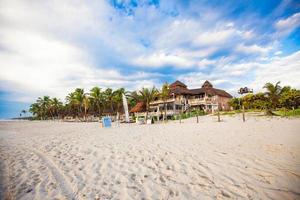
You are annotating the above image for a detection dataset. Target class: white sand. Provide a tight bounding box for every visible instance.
[0,115,299,200]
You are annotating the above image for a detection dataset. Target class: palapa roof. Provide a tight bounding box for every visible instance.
[202,80,213,88]
[170,80,232,98]
[169,80,192,95]
[189,88,232,98]
[130,102,146,113]
[169,80,187,89]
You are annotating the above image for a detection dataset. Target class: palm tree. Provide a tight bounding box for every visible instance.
[160,83,170,121]
[90,87,103,117]
[83,96,90,121]
[29,103,42,119]
[263,82,290,114]
[51,98,63,119]
[37,96,52,119]
[66,92,76,117]
[264,82,282,110]
[104,88,115,114]
[21,110,27,117]
[74,88,85,117]
[113,88,125,117]
[138,87,159,120]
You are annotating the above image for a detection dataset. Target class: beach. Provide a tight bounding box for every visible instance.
[0,115,300,200]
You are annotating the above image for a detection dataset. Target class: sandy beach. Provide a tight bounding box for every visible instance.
[0,115,300,200]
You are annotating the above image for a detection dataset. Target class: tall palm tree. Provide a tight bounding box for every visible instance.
[160,82,170,121]
[263,82,282,110]
[104,88,115,114]
[74,88,85,117]
[90,87,103,117]
[83,96,90,121]
[138,87,159,120]
[66,92,76,117]
[51,98,63,119]
[113,88,125,116]
[37,96,52,119]
[29,103,42,119]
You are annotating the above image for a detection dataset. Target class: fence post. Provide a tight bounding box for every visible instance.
[242,105,245,122]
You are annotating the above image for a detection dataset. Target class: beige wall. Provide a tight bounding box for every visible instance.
[216,96,231,111]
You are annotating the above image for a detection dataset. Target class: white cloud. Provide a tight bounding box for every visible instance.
[194,28,236,46]
[275,12,300,36]
[250,50,300,92]
[133,52,195,68]
[0,0,299,107]
[197,59,216,68]
[235,44,272,54]
[0,0,160,102]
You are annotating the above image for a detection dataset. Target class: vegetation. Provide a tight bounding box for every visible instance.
[27,81,299,120]
[229,82,300,116]
[29,86,159,121]
[172,109,205,120]
[135,87,159,120]
[274,108,300,117]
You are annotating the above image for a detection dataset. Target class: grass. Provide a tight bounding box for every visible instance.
[172,110,206,120]
[218,108,300,118]
[273,108,300,117]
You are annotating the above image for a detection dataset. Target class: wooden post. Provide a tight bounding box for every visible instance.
[217,110,221,122]
[197,106,199,123]
[179,106,182,124]
[242,105,245,122]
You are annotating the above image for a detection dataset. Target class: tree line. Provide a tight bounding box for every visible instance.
[28,83,170,121]
[229,82,300,113]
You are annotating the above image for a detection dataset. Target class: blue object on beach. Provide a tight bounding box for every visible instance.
[102,117,112,128]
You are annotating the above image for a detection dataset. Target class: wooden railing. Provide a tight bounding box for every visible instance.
[188,97,216,105]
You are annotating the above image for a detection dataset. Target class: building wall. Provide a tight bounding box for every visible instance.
[216,96,231,111]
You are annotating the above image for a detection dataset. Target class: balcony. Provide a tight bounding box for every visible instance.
[150,98,177,105]
[149,110,181,116]
[188,97,216,106]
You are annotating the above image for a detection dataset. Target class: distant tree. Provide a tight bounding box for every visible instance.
[228,98,240,110]
[51,98,63,119]
[138,87,159,120]
[83,95,90,121]
[21,109,27,117]
[29,103,41,119]
[241,94,254,109]
[252,92,268,110]
[66,92,77,117]
[113,88,125,115]
[104,88,115,113]
[263,82,283,114]
[90,87,103,117]
[279,88,300,109]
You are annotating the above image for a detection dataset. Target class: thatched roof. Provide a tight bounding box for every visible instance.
[170,80,187,89]
[170,87,193,95]
[189,87,232,98]
[130,102,146,113]
[169,80,232,98]
[202,80,213,88]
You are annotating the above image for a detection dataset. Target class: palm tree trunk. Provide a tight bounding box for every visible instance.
[98,104,101,118]
[145,100,149,122]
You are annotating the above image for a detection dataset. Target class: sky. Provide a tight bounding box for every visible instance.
[0,0,300,118]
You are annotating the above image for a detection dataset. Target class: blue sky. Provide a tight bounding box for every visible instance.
[0,0,300,118]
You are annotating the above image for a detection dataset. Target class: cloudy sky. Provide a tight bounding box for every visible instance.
[0,0,300,118]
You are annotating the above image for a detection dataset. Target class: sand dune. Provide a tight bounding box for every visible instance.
[0,115,299,199]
